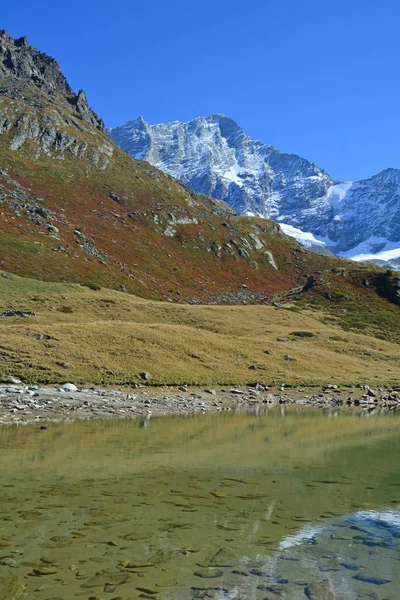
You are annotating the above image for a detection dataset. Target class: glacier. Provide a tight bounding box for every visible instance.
[109,114,400,269]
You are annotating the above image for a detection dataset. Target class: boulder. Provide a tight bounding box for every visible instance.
[60,383,78,392]
[139,372,152,381]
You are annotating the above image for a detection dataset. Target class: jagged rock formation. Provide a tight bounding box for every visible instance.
[110,115,400,269]
[0,30,103,130]
[375,272,400,306]
[0,31,111,168]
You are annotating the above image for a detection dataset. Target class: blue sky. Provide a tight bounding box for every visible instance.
[3,0,400,181]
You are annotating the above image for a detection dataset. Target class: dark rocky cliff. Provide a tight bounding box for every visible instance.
[0,30,104,130]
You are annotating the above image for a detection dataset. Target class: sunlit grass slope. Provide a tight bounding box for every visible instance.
[1,273,399,386]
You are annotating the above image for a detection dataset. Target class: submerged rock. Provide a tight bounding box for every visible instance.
[352,573,390,585]
[304,581,337,600]
[29,566,59,576]
[194,568,223,579]
[207,548,238,567]
[81,571,131,588]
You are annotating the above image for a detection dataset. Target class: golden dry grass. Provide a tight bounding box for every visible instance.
[1,273,400,386]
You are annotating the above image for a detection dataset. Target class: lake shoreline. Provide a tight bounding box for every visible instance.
[0,381,399,425]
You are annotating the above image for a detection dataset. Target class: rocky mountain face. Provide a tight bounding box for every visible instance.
[110,115,400,269]
[0,31,112,169]
[0,31,398,313]
[110,115,334,227]
[0,30,104,131]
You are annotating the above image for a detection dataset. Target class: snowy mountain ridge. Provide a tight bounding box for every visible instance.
[110,114,400,269]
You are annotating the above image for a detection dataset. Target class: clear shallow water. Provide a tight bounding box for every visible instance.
[0,408,399,599]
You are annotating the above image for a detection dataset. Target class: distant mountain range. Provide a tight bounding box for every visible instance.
[110,115,400,270]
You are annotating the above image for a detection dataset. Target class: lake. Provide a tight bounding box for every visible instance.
[0,407,399,599]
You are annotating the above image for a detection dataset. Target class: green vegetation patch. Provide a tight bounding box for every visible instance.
[290,331,316,338]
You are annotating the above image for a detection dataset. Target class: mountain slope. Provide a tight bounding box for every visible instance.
[2,273,400,386]
[0,30,399,320]
[0,31,336,303]
[110,115,400,269]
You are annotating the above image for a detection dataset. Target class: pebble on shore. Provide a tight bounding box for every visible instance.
[0,380,399,425]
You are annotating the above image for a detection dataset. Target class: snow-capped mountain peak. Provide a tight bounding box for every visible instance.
[110,114,400,269]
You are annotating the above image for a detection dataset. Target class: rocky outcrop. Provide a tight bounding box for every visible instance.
[0,30,103,131]
[0,29,72,96]
[73,89,105,131]
[0,32,113,166]
[375,272,400,306]
[0,101,113,166]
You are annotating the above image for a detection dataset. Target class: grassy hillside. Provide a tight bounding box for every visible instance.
[1,273,399,386]
[0,34,399,390]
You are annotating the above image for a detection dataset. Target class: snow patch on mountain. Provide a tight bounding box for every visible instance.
[327,182,354,210]
[340,237,400,269]
[279,224,331,249]
[353,247,400,262]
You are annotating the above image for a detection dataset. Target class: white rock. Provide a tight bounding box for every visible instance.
[60,383,78,392]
